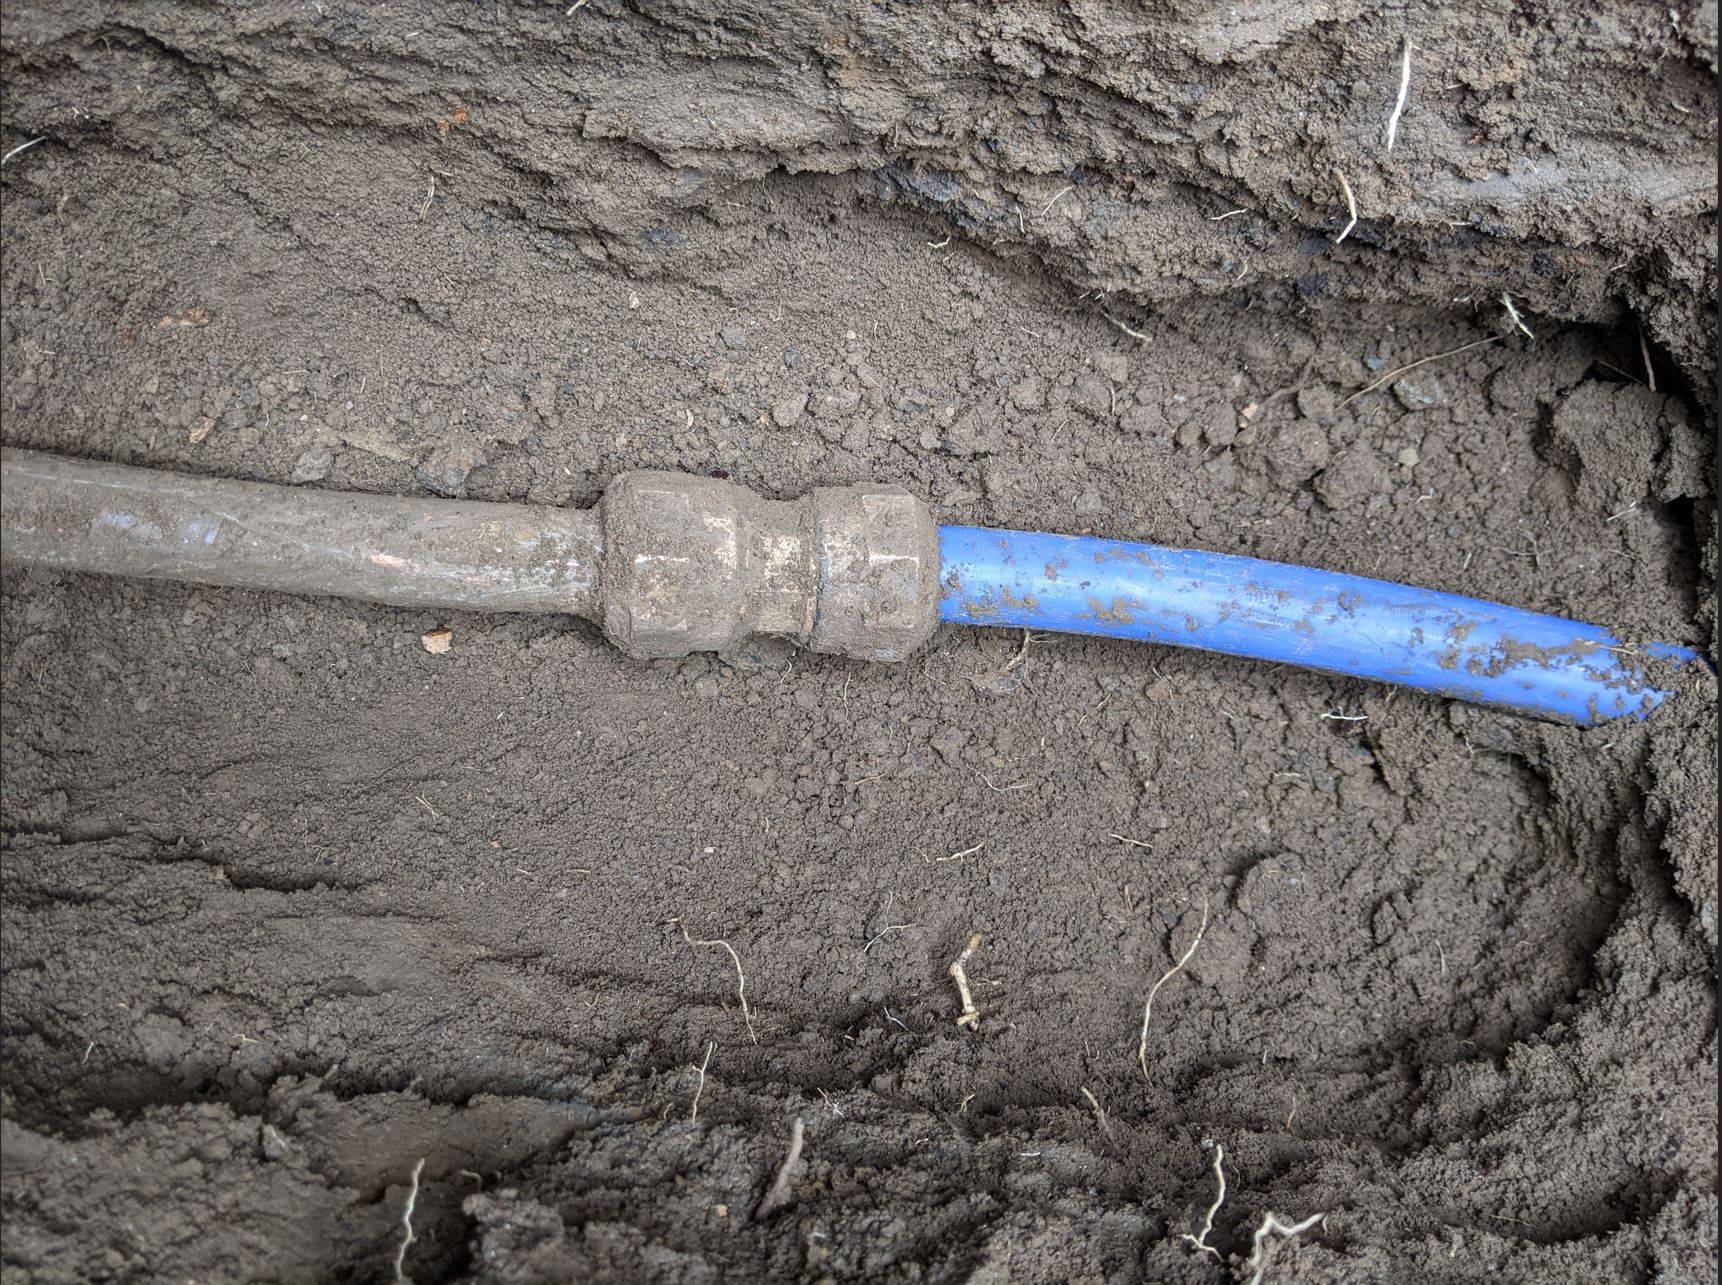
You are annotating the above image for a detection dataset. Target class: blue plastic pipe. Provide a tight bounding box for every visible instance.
[938,527,1701,725]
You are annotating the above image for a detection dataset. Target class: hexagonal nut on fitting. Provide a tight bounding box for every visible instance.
[597,471,938,663]
[806,483,940,663]
[598,471,758,659]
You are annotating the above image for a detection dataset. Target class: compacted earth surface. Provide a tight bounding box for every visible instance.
[1,3,1716,1281]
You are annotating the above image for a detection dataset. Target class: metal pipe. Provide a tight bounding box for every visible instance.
[0,447,601,615]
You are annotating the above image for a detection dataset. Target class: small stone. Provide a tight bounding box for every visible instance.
[260,1123,291,1161]
[1174,419,1204,448]
[1396,445,1421,468]
[415,437,488,497]
[810,388,860,418]
[720,324,747,350]
[421,629,453,655]
[1392,376,1444,411]
[290,448,333,483]
[771,393,807,428]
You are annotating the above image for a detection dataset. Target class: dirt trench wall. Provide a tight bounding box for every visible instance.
[3,0,1717,388]
[0,3,1718,1284]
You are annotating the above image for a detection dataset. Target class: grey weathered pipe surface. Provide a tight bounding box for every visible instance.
[0,447,602,616]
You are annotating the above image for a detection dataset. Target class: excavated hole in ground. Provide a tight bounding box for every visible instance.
[0,6,1716,1281]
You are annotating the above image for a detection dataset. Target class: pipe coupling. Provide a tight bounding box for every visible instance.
[598,471,939,662]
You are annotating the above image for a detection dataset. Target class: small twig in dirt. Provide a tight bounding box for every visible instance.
[1384,39,1412,152]
[393,1157,426,1283]
[1,136,47,168]
[1138,897,1210,1078]
[676,919,758,1044]
[863,923,917,954]
[949,933,983,1030]
[1502,292,1534,339]
[565,0,587,13]
[1110,833,1153,850]
[1243,1210,1326,1285]
[689,1040,715,1122]
[1040,185,1074,216]
[754,1118,805,1218]
[818,1087,846,1118]
[1637,319,1657,392]
[1338,336,1500,408]
[1181,1141,1226,1260]
[1208,208,1249,221]
[934,841,985,864]
[1106,313,1149,343]
[418,175,436,220]
[1331,168,1358,245]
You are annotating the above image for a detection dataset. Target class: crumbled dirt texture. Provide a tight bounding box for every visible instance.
[1,2,1717,1282]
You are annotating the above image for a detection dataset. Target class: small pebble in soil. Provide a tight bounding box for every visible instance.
[290,448,333,483]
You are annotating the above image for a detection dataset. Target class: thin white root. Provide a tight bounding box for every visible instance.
[677,919,758,1044]
[1502,292,1534,339]
[949,933,983,1029]
[1385,39,1412,152]
[1331,168,1358,245]
[1,136,47,168]
[1002,628,1038,673]
[1637,319,1657,392]
[1337,336,1500,409]
[1244,1210,1327,1285]
[1180,1140,1226,1260]
[689,1040,715,1122]
[754,1117,805,1218]
[1080,1086,1115,1139]
[1137,897,1210,1078]
[393,1157,426,1283]
[1106,313,1150,343]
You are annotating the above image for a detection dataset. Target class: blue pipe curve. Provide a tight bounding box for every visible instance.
[937,526,1701,726]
